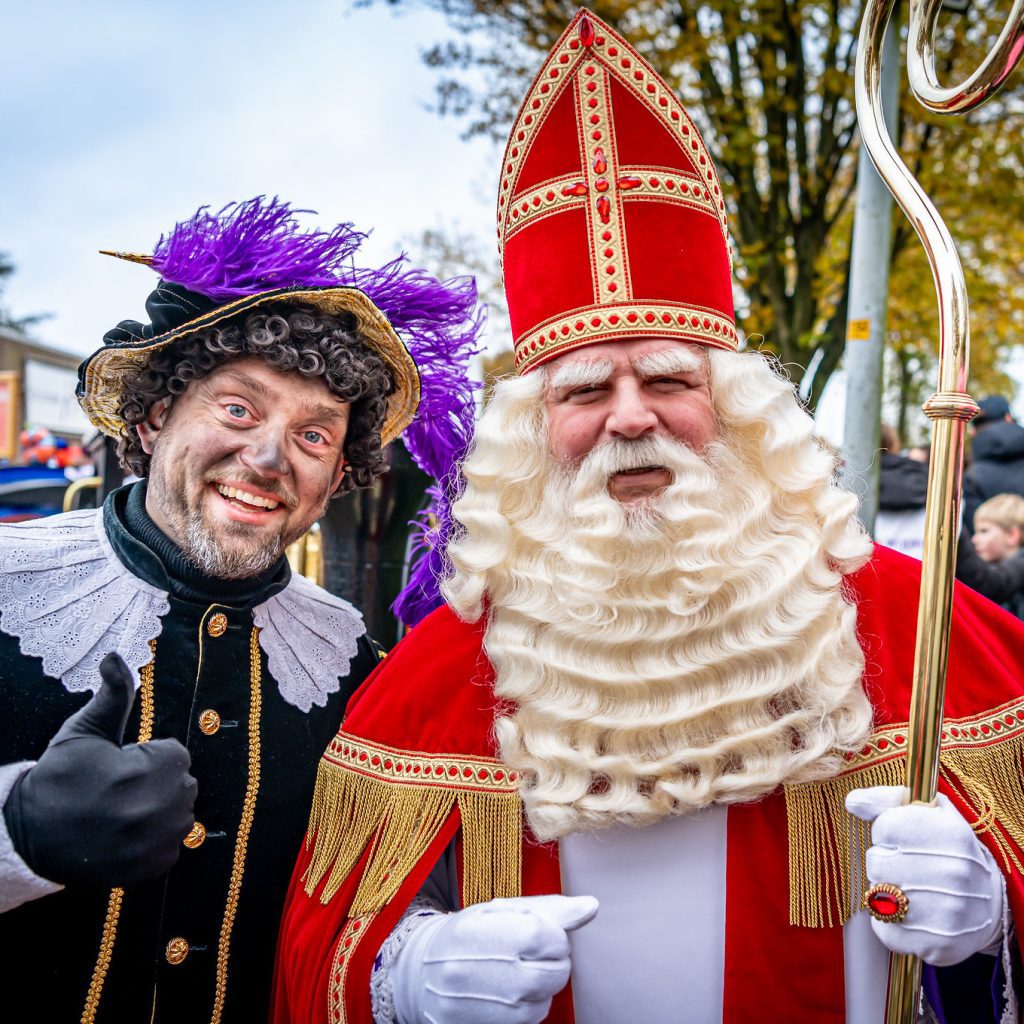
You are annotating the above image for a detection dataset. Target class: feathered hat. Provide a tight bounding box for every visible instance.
[77,196,482,624]
[498,8,737,373]
[78,196,482,449]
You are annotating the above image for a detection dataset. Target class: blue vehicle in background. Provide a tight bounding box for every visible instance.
[0,464,97,522]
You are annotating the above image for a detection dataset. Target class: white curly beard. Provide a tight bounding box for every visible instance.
[444,350,874,842]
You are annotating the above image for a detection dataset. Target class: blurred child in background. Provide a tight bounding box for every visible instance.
[955,493,1024,621]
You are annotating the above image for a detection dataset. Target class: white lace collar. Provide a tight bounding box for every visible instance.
[0,506,365,712]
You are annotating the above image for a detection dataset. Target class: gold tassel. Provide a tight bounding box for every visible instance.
[785,758,904,928]
[941,732,1024,874]
[350,784,456,913]
[303,735,523,914]
[305,761,402,903]
[458,788,523,907]
[785,717,1024,928]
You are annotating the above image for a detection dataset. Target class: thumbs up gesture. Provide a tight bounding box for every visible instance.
[3,653,197,888]
[392,894,599,1024]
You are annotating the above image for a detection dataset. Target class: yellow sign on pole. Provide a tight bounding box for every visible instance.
[0,372,21,461]
[847,318,872,341]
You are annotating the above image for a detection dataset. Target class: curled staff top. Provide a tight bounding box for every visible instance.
[907,0,1024,113]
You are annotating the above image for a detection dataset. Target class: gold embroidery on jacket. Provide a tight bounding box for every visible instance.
[209,627,263,1024]
[81,643,157,1023]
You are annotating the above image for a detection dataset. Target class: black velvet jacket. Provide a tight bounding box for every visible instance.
[0,483,382,1022]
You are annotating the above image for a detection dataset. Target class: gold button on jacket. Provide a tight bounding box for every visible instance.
[165,937,190,965]
[198,709,221,735]
[207,612,228,637]
[183,822,207,849]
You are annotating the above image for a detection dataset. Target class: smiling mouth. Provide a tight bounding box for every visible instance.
[214,483,282,512]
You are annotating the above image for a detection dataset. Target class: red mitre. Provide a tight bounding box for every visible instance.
[499,9,737,374]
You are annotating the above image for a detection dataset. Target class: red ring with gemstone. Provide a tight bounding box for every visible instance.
[863,883,910,922]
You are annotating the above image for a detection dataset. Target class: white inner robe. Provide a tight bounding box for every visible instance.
[558,805,890,1024]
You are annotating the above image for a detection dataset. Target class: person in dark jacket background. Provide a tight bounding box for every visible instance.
[874,424,930,559]
[963,395,1024,531]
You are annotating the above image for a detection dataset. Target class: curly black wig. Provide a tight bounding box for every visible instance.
[116,303,395,494]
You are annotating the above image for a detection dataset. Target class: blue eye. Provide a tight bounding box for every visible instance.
[303,430,325,445]
[226,404,248,418]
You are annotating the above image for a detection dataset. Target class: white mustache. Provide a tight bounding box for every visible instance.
[575,436,706,480]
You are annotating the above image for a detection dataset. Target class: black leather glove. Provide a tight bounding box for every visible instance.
[3,653,197,888]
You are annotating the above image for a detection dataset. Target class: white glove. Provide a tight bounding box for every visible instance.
[846,785,1004,967]
[391,893,599,1024]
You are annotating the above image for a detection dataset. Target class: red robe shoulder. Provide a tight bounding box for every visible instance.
[338,595,499,757]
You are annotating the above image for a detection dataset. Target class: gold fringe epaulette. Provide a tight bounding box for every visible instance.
[303,733,523,915]
[785,696,1024,928]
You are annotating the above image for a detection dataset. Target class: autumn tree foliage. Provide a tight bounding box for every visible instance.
[365,0,1023,424]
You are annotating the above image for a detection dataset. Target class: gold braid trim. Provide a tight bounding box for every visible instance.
[80,888,126,1024]
[326,912,378,1024]
[785,696,1024,929]
[81,643,157,1024]
[209,627,263,1024]
[303,734,523,915]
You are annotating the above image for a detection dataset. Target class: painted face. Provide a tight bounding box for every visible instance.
[542,338,717,504]
[137,356,351,578]
[972,520,1022,564]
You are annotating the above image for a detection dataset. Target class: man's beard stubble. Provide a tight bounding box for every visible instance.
[147,441,317,580]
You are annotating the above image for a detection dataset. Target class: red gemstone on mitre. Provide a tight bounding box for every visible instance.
[579,15,596,46]
[596,196,612,223]
[867,891,902,918]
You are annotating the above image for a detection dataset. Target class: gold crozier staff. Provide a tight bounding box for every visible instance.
[853,0,1024,1019]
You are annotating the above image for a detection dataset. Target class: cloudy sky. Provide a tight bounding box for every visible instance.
[2,0,497,357]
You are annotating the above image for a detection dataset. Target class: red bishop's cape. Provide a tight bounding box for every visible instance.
[272,546,1024,1024]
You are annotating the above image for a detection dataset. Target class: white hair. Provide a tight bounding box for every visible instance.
[443,347,874,842]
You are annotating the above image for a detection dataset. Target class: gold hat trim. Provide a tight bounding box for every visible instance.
[79,286,420,447]
[514,301,738,372]
[504,166,719,246]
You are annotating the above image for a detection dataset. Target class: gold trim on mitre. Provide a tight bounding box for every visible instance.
[516,301,738,370]
[497,11,731,266]
[784,697,1024,928]
[303,733,523,915]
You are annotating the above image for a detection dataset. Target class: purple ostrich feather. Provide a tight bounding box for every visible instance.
[151,197,482,625]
